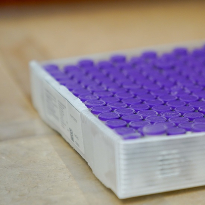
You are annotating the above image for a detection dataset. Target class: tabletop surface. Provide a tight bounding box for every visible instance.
[1,1,205,204]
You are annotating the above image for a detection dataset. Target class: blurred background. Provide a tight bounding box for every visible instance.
[1,0,205,59]
[1,0,205,97]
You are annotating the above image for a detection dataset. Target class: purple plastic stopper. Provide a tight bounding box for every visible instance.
[152,105,172,113]
[98,112,120,121]
[115,92,135,100]
[78,94,99,102]
[130,104,150,111]
[90,106,112,115]
[175,106,195,114]
[121,114,143,123]
[161,111,181,118]
[137,110,158,118]
[166,100,186,109]
[183,112,204,120]
[100,96,120,103]
[143,124,167,136]
[178,122,193,131]
[85,99,106,108]
[154,122,176,128]
[114,127,136,135]
[114,108,135,116]
[192,123,205,132]
[145,116,167,124]
[105,119,127,128]
[121,98,142,106]
[107,102,127,109]
[189,101,205,109]
[167,127,186,135]
[193,118,205,123]
[179,95,199,103]
[169,117,189,124]
[78,59,94,67]
[129,121,151,129]
[110,55,126,63]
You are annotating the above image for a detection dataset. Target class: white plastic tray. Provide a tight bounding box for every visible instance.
[30,40,205,199]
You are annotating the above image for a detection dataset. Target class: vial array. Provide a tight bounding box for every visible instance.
[44,45,205,140]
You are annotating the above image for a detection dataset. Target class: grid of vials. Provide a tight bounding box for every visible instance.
[44,46,205,140]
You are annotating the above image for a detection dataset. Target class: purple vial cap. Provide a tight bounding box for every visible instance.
[114,108,135,116]
[143,83,162,92]
[72,88,91,96]
[85,99,106,108]
[80,79,98,87]
[183,112,204,120]
[100,96,120,103]
[179,95,199,103]
[159,95,178,102]
[143,124,167,136]
[145,116,167,124]
[78,59,94,67]
[130,104,150,111]
[65,83,83,91]
[97,61,112,69]
[154,122,176,128]
[166,100,186,109]
[161,111,181,119]
[115,92,135,100]
[107,102,127,109]
[157,80,175,88]
[155,60,174,70]
[130,88,148,95]
[129,121,151,129]
[110,55,126,63]
[193,118,205,123]
[151,90,169,97]
[192,91,205,99]
[90,106,112,115]
[136,94,156,101]
[108,87,128,93]
[145,99,164,107]
[167,127,186,135]
[121,114,143,123]
[78,94,99,102]
[93,91,113,98]
[172,47,188,56]
[98,112,120,121]
[106,119,127,128]
[87,85,106,92]
[63,65,78,73]
[169,117,189,124]
[114,127,136,136]
[121,98,142,106]
[138,110,158,118]
[175,106,195,114]
[189,101,205,109]
[152,105,172,113]
[178,122,193,131]
[141,51,157,59]
[192,123,205,132]
[122,82,141,90]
